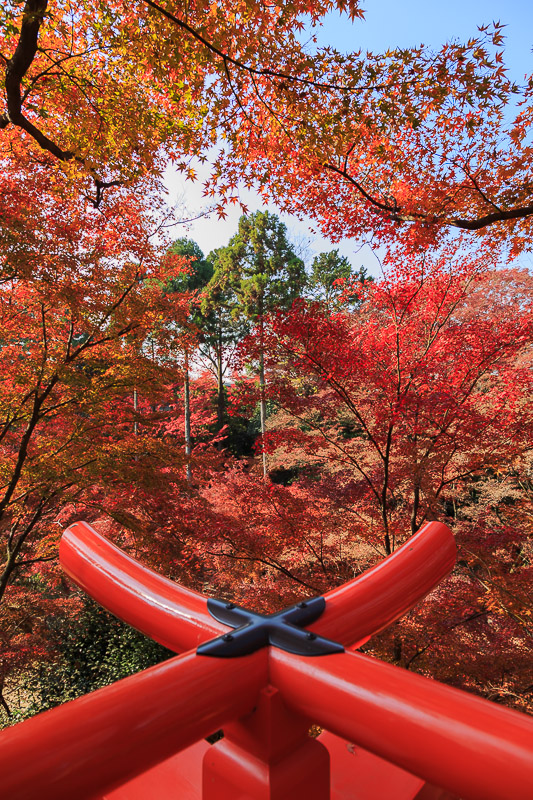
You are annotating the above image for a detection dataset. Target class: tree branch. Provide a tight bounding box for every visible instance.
[325,161,533,232]
[1,0,120,206]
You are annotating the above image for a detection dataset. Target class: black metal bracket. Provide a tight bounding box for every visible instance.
[197,596,344,657]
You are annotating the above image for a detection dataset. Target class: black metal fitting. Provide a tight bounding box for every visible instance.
[197,595,344,658]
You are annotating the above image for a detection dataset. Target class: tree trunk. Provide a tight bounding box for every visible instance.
[381,426,393,554]
[1,534,28,604]
[0,551,19,606]
[216,330,225,448]
[0,503,46,604]
[184,351,192,484]
[259,320,267,480]
[0,687,11,719]
[411,482,420,535]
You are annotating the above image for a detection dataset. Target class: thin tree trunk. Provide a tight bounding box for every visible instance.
[0,687,11,719]
[411,482,420,535]
[381,425,393,554]
[0,502,46,604]
[259,322,267,480]
[0,549,20,606]
[184,350,192,484]
[216,330,225,449]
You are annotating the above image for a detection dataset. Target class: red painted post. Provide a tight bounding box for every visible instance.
[0,648,268,800]
[1,520,531,800]
[203,685,330,799]
[312,521,456,648]
[270,648,533,800]
[60,521,225,651]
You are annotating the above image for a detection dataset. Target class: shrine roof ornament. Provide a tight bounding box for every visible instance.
[1,519,532,800]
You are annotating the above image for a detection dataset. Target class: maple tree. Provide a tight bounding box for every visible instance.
[0,162,198,715]
[230,253,532,708]
[365,455,533,713]
[7,0,526,252]
[214,18,533,254]
[0,0,364,205]
[259,255,533,552]
[4,0,533,259]
[174,461,354,610]
[165,253,531,710]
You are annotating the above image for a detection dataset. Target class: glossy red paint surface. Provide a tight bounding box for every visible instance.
[319,731,427,800]
[204,685,330,799]
[270,648,533,800]
[102,740,208,800]
[2,520,532,800]
[101,732,449,800]
[0,648,267,800]
[204,735,330,800]
[312,522,456,648]
[60,521,225,651]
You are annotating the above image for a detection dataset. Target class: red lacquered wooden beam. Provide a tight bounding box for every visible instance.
[311,521,456,647]
[270,648,533,800]
[60,522,225,652]
[0,648,268,800]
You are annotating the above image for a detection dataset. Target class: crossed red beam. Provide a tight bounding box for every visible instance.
[1,520,532,800]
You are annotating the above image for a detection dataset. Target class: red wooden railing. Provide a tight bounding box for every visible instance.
[1,520,532,800]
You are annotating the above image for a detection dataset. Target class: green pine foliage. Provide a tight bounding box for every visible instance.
[4,598,172,727]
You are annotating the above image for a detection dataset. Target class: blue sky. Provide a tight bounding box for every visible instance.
[165,1,533,273]
[318,1,531,81]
